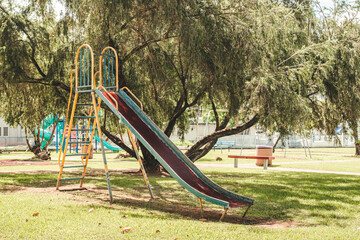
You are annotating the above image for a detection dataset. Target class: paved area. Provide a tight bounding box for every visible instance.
[196,158,360,176]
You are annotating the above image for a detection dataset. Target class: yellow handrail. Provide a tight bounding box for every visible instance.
[58,69,75,166]
[97,85,118,110]
[121,87,143,110]
[99,47,118,91]
[75,44,94,90]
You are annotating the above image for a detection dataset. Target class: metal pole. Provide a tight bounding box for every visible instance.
[55,122,59,153]
[199,198,204,217]
[220,208,228,222]
[242,206,251,218]
[92,92,113,203]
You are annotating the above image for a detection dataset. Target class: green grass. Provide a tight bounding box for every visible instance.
[278,160,360,173]
[1,168,360,239]
[1,148,360,239]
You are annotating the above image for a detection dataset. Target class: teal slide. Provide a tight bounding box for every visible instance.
[94,135,122,151]
[95,88,254,210]
[35,115,59,149]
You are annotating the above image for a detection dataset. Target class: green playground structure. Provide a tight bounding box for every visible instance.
[34,114,121,152]
[94,135,121,151]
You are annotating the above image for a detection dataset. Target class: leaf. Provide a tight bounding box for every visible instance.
[121,227,131,232]
[156,230,160,233]
[32,212,39,217]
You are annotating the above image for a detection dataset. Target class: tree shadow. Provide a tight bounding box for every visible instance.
[0,169,359,226]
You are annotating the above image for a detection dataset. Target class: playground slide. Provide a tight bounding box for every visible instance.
[35,115,58,148]
[36,129,54,149]
[94,135,122,151]
[96,89,254,209]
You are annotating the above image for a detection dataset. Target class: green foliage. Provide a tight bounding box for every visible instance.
[0,1,75,128]
[2,0,360,158]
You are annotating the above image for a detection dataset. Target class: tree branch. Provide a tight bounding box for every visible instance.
[101,126,136,158]
[186,114,260,161]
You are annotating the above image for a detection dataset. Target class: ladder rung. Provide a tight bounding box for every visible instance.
[76,103,93,106]
[74,116,96,119]
[60,177,83,181]
[66,153,88,156]
[63,165,86,169]
[76,90,93,93]
[77,85,92,88]
[68,141,91,144]
[71,129,93,131]
[105,86,117,89]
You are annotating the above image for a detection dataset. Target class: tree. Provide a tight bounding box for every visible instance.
[63,0,321,170]
[0,1,74,158]
[3,0,359,171]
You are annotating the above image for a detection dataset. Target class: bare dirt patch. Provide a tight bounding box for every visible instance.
[0,159,58,167]
[1,183,300,226]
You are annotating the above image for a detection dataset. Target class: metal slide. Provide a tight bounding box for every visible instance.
[95,88,254,209]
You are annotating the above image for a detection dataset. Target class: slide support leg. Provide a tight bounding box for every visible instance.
[220,208,228,222]
[199,198,204,217]
[242,206,251,218]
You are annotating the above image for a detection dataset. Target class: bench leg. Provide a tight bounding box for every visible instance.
[263,159,268,170]
[234,158,238,168]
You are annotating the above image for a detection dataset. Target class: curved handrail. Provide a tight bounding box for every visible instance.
[121,87,143,110]
[75,44,94,90]
[99,47,118,91]
[97,86,118,110]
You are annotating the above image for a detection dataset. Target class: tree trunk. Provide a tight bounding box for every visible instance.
[101,114,259,172]
[186,114,259,162]
[102,126,161,173]
[101,126,136,157]
[349,121,359,156]
[272,134,282,153]
[356,142,360,156]
[139,142,161,174]
[30,144,51,160]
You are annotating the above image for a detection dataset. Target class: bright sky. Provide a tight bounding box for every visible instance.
[318,0,334,8]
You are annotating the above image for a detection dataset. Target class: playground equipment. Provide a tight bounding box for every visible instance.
[36,113,119,153]
[34,115,63,149]
[57,45,254,220]
[94,135,121,151]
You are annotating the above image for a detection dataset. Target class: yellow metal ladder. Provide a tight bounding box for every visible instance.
[56,44,113,202]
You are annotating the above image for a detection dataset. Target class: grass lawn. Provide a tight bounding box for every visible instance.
[1,148,360,239]
[0,171,360,239]
[278,160,360,173]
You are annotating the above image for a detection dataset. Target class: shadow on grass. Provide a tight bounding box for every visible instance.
[0,169,359,225]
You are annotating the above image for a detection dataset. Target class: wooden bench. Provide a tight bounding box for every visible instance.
[228,155,275,170]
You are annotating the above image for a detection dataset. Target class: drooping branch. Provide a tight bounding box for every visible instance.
[164,89,206,136]
[25,128,31,150]
[123,30,176,62]
[101,126,136,158]
[186,114,260,161]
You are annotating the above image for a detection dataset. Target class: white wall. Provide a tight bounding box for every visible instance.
[0,118,26,145]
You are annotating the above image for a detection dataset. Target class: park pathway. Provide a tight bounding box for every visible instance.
[196,158,360,176]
